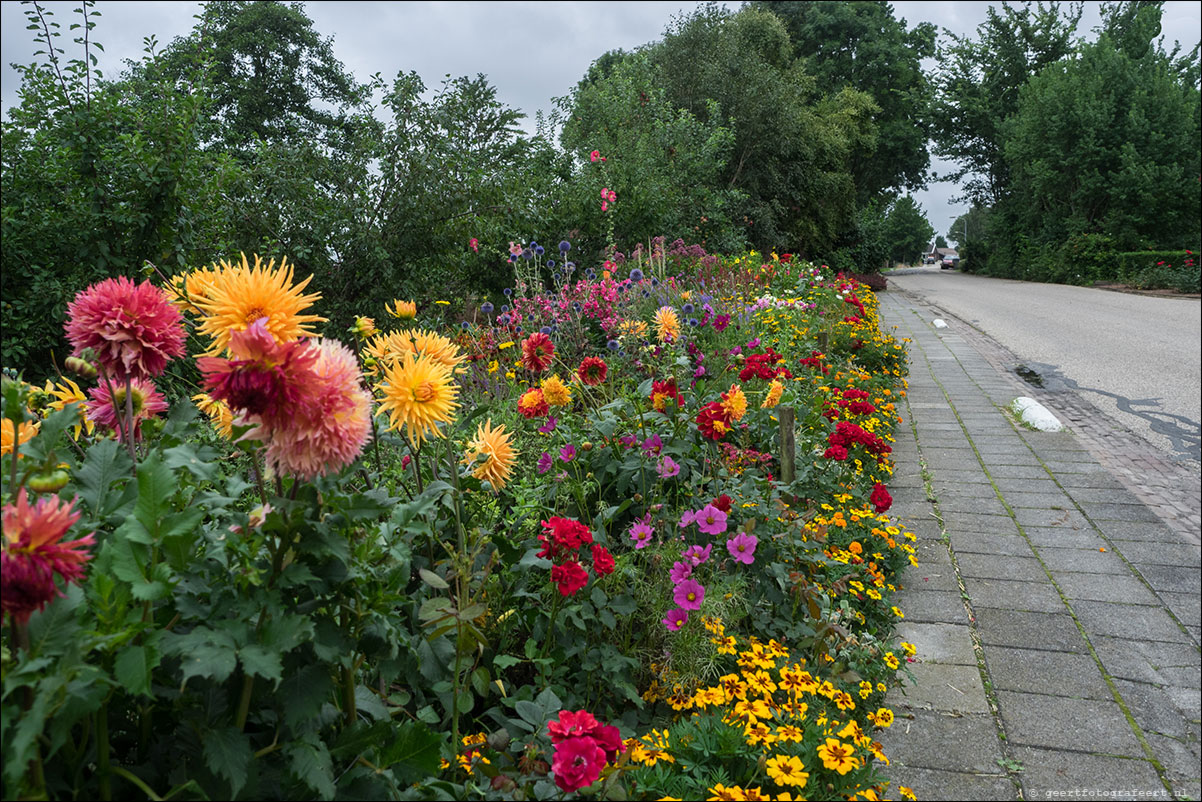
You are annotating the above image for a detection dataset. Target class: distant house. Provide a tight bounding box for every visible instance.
[927,246,959,260]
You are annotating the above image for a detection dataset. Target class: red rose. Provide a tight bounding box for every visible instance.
[551,561,589,597]
[591,544,615,576]
[870,483,893,513]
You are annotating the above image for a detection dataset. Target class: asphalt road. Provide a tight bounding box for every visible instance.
[884,265,1202,464]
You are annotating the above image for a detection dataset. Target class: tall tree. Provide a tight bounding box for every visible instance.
[883,196,935,265]
[931,2,1083,207]
[751,1,936,203]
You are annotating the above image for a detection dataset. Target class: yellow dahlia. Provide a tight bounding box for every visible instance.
[1,419,39,457]
[44,378,94,439]
[170,265,225,314]
[376,351,460,444]
[193,253,325,355]
[721,384,748,422]
[386,299,417,320]
[762,380,784,409]
[365,330,466,374]
[617,319,648,339]
[462,420,518,491]
[540,374,572,407]
[654,306,680,343]
[192,392,235,439]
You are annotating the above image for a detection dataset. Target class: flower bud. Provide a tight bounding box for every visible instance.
[64,356,98,379]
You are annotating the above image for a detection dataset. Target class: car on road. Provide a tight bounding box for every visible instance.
[940,254,960,270]
[924,256,936,264]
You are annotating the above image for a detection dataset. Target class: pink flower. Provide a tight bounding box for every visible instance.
[662,607,689,630]
[86,378,169,442]
[641,434,662,454]
[538,416,558,434]
[669,560,693,584]
[657,456,680,478]
[64,276,185,381]
[726,533,758,565]
[629,518,653,549]
[469,237,480,252]
[559,444,576,462]
[537,452,553,474]
[679,509,696,528]
[548,710,602,744]
[695,504,728,535]
[590,150,601,162]
[673,579,705,610]
[1,489,95,625]
[550,735,606,793]
[683,543,712,565]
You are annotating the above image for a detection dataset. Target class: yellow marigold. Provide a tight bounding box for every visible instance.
[386,299,417,320]
[721,384,748,422]
[1,419,39,457]
[43,378,94,439]
[366,330,466,374]
[462,420,518,492]
[765,754,809,788]
[194,254,325,355]
[376,351,460,445]
[192,393,234,439]
[762,380,783,409]
[540,374,572,407]
[707,784,745,801]
[817,737,859,775]
[653,306,680,342]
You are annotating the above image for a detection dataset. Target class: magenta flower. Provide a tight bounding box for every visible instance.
[683,543,712,566]
[658,456,681,478]
[559,444,576,462]
[629,519,653,549]
[538,416,558,434]
[727,533,758,565]
[679,510,696,529]
[662,608,689,631]
[641,434,662,455]
[673,579,705,611]
[695,504,728,535]
[669,560,693,584]
[537,452,553,474]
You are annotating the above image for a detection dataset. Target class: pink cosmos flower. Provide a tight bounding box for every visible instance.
[1,490,95,625]
[662,607,689,631]
[657,456,680,478]
[679,509,696,528]
[537,452,553,474]
[695,504,728,535]
[64,276,185,381]
[727,532,758,565]
[673,579,705,611]
[629,518,653,549]
[538,416,558,434]
[669,560,693,584]
[683,543,712,565]
[559,444,576,462]
[86,378,169,442]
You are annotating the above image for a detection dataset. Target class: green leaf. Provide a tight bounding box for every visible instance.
[202,726,251,796]
[379,721,442,784]
[75,437,133,521]
[238,644,283,685]
[418,568,449,589]
[114,644,161,698]
[262,614,313,652]
[163,442,219,481]
[163,628,238,687]
[330,720,392,760]
[514,700,543,726]
[285,739,335,798]
[130,450,176,543]
[354,685,389,721]
[492,655,521,670]
[279,664,334,730]
[26,583,83,656]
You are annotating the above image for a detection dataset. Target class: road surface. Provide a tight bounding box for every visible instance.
[884,265,1201,464]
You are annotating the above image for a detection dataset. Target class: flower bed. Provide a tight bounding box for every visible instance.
[2,243,918,800]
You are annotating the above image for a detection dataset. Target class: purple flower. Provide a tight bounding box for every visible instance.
[538,416,558,434]
[693,366,706,379]
[679,510,696,528]
[537,452,553,474]
[673,579,705,611]
[662,608,689,631]
[641,434,662,455]
[559,444,576,462]
[630,519,654,549]
[669,560,693,584]
[658,456,680,478]
[683,543,712,566]
[747,337,761,349]
[695,504,728,536]
[726,533,758,565]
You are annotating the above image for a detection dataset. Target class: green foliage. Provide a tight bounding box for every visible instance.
[883,196,935,266]
[752,0,936,202]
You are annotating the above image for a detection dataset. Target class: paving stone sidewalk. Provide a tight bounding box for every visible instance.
[873,290,1201,801]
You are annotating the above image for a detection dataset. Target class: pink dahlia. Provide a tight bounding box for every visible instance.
[65,276,185,381]
[263,340,372,481]
[2,489,95,625]
[86,378,169,442]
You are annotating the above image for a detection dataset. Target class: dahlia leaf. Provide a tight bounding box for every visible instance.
[279,664,334,730]
[285,738,335,799]
[164,627,238,687]
[378,721,442,784]
[25,584,83,656]
[129,451,176,544]
[203,726,252,796]
[237,644,283,685]
[163,442,219,482]
[114,644,161,698]
[75,437,134,522]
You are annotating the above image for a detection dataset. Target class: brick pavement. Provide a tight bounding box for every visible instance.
[874,289,1201,801]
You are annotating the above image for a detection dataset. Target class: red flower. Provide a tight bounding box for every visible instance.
[1,490,95,625]
[551,560,589,597]
[548,710,602,744]
[517,387,550,419]
[577,356,608,386]
[593,724,625,762]
[521,332,555,373]
[823,444,849,461]
[649,379,683,412]
[591,544,615,576]
[870,483,893,513]
[550,735,606,792]
[712,494,733,514]
[86,378,170,443]
[64,276,185,381]
[696,402,732,440]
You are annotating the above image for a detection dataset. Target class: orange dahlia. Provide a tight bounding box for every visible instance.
[541,374,572,407]
[721,384,748,422]
[462,420,518,491]
[376,350,460,444]
[193,254,325,355]
[1,419,39,457]
[653,307,680,343]
[517,387,549,419]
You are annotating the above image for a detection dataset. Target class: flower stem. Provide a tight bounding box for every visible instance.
[96,700,112,800]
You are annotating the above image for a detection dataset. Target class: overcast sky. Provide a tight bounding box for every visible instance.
[3,1,1200,244]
